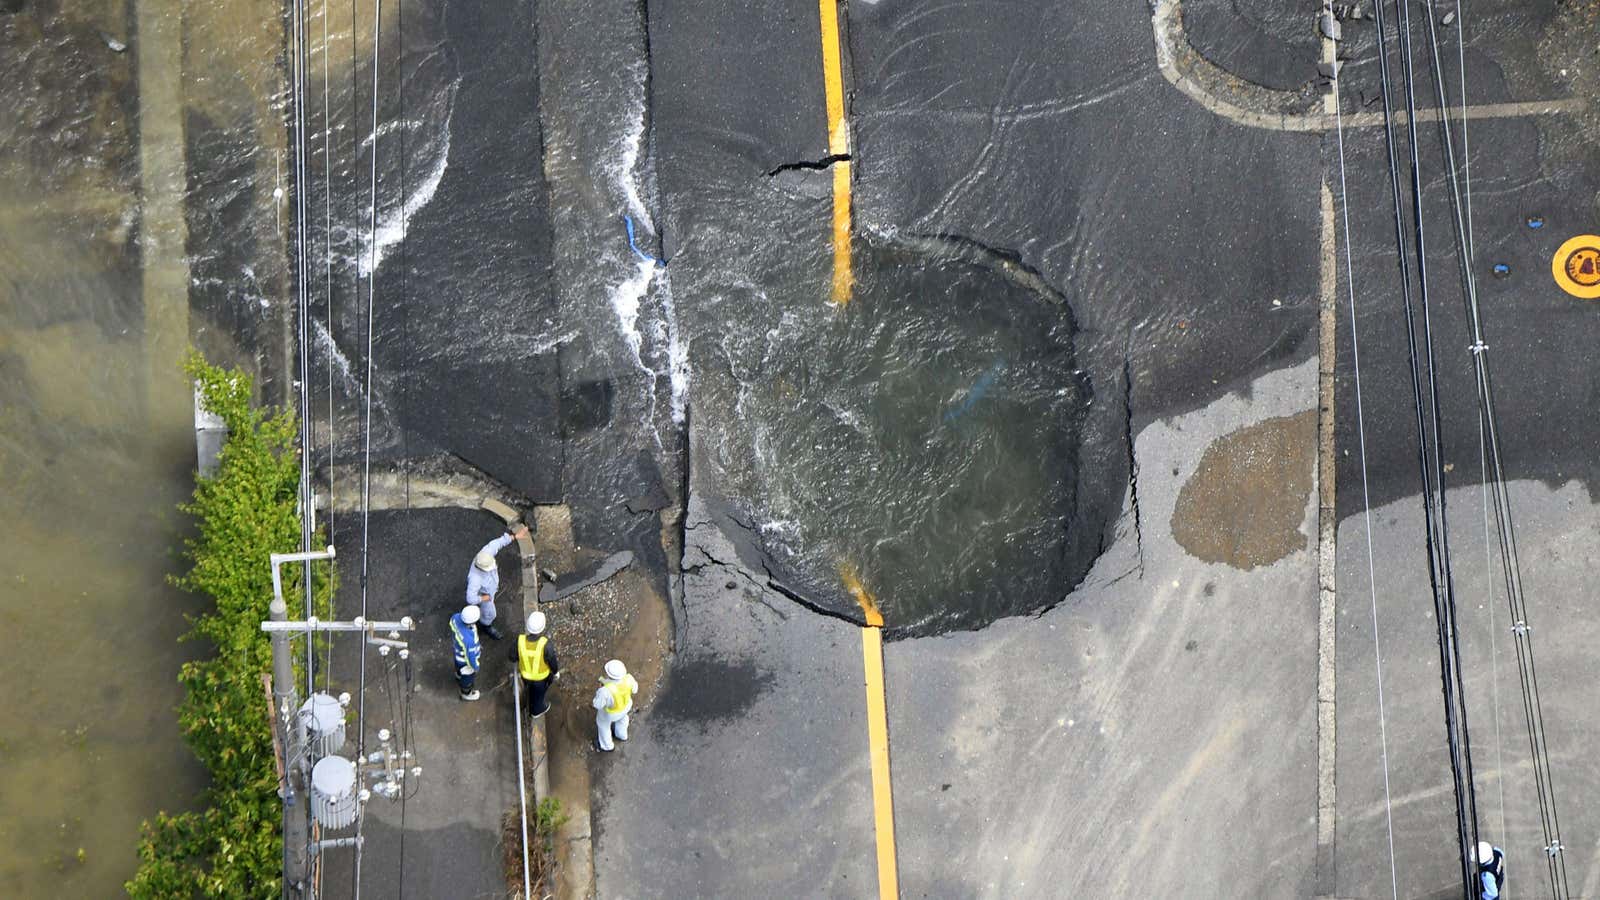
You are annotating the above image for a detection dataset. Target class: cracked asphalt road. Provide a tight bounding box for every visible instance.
[597,1,1600,897]
[597,0,1329,895]
[197,0,1600,895]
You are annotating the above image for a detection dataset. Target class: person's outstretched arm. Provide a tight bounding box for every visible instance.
[479,533,515,557]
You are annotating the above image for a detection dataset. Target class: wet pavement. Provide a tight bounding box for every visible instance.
[601,0,1329,894]
[319,507,524,900]
[12,0,1599,894]
[1335,480,1600,899]
[0,0,280,893]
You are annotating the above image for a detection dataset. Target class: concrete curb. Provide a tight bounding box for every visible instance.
[1315,178,1339,897]
[1150,0,1583,133]
[479,499,554,891]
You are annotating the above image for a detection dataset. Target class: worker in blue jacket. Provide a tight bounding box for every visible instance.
[1477,841,1505,900]
[450,604,484,701]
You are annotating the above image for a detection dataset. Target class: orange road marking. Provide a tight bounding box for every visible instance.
[840,561,898,898]
[818,0,853,305]
[860,624,899,900]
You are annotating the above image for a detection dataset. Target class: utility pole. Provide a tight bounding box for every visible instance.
[263,545,418,900]
[269,593,309,899]
[268,547,336,900]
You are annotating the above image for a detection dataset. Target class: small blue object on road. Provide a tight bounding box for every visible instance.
[1527,216,1545,229]
[1492,263,1511,278]
[944,359,1007,424]
[624,215,667,268]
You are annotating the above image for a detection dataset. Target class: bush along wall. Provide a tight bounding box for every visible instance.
[127,354,333,899]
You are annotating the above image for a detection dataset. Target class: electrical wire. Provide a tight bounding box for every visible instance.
[319,0,339,707]
[286,0,329,889]
[513,675,533,900]
[394,0,414,891]
[1450,0,1511,854]
[1418,3,1570,893]
[1371,0,1479,889]
[1324,9,1399,892]
[396,654,415,900]
[352,0,382,890]
[290,0,318,708]
[1477,389,1510,851]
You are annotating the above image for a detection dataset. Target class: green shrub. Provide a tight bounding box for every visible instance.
[127,354,333,899]
[534,797,569,840]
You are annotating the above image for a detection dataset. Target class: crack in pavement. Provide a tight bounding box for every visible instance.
[883,229,1074,308]
[765,153,852,176]
[1122,340,1146,575]
[684,512,865,628]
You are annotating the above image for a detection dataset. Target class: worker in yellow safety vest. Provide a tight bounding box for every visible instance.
[506,610,559,718]
[592,659,639,753]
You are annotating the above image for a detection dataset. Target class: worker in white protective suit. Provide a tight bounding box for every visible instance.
[592,659,639,753]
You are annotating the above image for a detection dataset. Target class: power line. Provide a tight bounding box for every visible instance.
[1452,0,1511,851]
[281,0,422,895]
[352,0,383,888]
[290,0,318,708]
[1324,4,1399,891]
[1416,3,1571,893]
[1369,0,1479,889]
[394,0,413,892]
[322,0,337,557]
[288,0,330,888]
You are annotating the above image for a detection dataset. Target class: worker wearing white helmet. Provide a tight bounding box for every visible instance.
[592,659,639,753]
[464,522,529,641]
[449,605,483,701]
[1476,841,1505,900]
[506,610,560,718]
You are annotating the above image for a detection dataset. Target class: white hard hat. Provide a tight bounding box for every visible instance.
[460,605,481,625]
[604,659,627,681]
[1477,841,1495,865]
[525,611,547,635]
[474,551,495,571]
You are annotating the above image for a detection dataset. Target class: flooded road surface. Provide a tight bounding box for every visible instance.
[0,90,204,900]
[715,237,1095,634]
[0,0,288,893]
[0,268,204,897]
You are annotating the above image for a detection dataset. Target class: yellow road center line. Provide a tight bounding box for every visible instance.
[841,562,883,627]
[840,562,897,897]
[817,1,848,154]
[819,2,890,882]
[860,625,899,900]
[831,161,854,305]
[818,0,853,305]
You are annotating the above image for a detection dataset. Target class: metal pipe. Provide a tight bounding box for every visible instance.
[262,618,414,634]
[513,675,532,900]
[311,836,363,854]
[269,596,308,897]
[269,549,337,640]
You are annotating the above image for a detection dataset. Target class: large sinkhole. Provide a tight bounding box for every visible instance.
[722,236,1114,636]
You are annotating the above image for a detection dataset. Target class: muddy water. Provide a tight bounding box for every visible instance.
[0,128,204,900]
[0,0,286,894]
[0,272,204,898]
[724,237,1094,634]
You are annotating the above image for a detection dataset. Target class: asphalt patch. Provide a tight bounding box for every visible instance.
[1171,410,1316,569]
[652,657,774,733]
